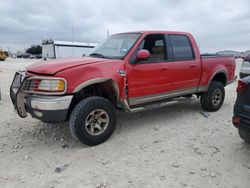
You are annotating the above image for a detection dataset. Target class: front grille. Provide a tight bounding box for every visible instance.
[22,79,38,92]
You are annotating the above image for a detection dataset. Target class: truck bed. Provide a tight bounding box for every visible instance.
[198,54,236,89]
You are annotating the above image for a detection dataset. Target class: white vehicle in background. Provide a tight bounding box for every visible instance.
[42,39,98,59]
[240,55,250,78]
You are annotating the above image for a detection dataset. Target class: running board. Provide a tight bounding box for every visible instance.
[130,100,179,113]
[121,97,194,113]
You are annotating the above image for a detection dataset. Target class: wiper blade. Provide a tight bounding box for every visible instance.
[89,53,105,58]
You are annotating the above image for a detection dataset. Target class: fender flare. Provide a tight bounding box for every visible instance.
[73,78,120,100]
[208,70,228,87]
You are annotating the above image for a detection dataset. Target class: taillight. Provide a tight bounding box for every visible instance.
[237,80,248,92]
[233,116,241,126]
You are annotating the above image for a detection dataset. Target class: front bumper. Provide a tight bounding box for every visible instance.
[26,95,73,122]
[10,71,72,123]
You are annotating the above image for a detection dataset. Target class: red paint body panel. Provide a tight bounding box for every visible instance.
[26,57,109,75]
[55,59,125,95]
[127,62,172,97]
[199,56,236,86]
[25,31,236,105]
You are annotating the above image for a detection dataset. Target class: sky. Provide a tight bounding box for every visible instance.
[0,0,250,53]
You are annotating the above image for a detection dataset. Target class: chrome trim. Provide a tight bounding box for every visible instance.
[117,70,126,77]
[73,78,120,100]
[119,99,132,113]
[120,97,194,113]
[23,76,67,95]
[129,87,197,106]
[30,95,73,111]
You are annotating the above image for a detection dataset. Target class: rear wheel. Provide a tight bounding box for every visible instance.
[200,81,225,112]
[238,129,250,143]
[69,96,117,146]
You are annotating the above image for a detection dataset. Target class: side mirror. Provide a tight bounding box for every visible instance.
[136,50,150,61]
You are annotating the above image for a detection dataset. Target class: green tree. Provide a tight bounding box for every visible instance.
[26,45,42,54]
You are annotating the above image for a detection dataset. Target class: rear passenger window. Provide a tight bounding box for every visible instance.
[169,35,194,60]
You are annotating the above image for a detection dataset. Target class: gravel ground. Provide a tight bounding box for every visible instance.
[0,58,249,188]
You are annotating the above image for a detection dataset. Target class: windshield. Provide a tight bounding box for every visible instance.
[89,33,140,59]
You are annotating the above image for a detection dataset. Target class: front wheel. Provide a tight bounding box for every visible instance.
[69,96,117,146]
[200,81,225,112]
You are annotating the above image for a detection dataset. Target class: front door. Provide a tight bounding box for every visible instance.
[127,34,172,106]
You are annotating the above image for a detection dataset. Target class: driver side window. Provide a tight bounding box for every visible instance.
[138,34,167,63]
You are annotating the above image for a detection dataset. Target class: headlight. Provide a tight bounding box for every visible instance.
[38,79,65,92]
[23,77,67,95]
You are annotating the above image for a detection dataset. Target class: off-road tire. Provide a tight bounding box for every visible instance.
[200,81,225,112]
[238,129,250,143]
[69,96,117,146]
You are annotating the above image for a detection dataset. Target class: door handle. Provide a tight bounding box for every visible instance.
[190,64,197,68]
[161,67,168,71]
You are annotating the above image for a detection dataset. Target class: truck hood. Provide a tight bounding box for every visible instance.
[26,57,112,75]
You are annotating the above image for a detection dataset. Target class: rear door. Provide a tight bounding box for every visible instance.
[166,34,201,92]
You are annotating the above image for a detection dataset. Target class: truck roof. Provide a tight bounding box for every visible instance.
[116,30,192,36]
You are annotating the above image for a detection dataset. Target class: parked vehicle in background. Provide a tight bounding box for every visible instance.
[0,50,7,61]
[233,77,250,143]
[16,52,31,59]
[240,55,250,78]
[10,31,236,146]
[12,53,42,59]
[42,39,98,59]
[29,55,36,59]
[3,51,9,57]
[35,54,42,59]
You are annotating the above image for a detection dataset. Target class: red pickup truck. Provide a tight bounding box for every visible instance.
[10,31,236,145]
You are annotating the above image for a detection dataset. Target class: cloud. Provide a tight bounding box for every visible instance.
[0,0,249,52]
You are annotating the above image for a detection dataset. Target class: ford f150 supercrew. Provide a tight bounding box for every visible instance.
[10,31,236,145]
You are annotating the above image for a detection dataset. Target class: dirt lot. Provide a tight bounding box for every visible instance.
[0,58,249,188]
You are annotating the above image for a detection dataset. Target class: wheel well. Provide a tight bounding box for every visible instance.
[211,72,227,86]
[67,80,118,120]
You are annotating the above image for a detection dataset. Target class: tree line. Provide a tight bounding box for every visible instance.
[26,45,42,54]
